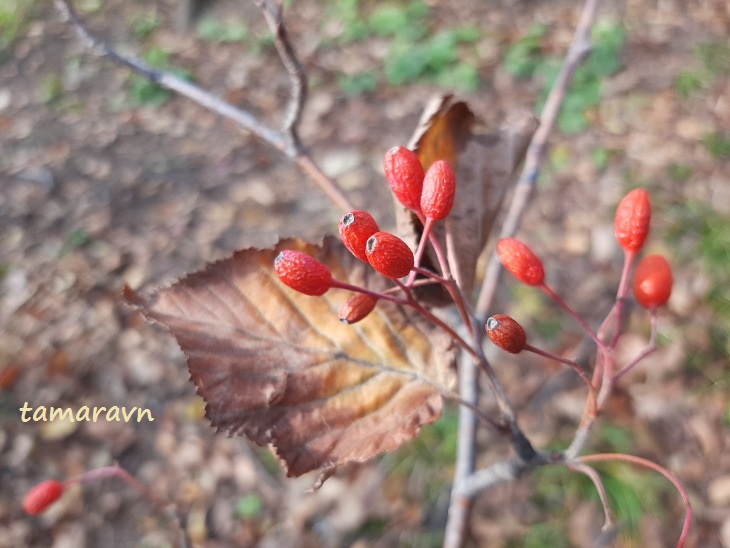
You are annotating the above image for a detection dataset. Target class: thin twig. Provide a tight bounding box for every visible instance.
[474,0,602,321]
[567,462,615,531]
[54,0,355,213]
[446,2,603,545]
[251,0,307,146]
[69,464,192,548]
[578,453,692,548]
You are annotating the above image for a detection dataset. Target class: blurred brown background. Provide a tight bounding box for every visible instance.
[1,0,729,546]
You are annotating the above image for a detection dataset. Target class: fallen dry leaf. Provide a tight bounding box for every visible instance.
[401,95,538,301]
[125,237,455,477]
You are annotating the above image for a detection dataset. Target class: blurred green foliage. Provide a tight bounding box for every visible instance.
[127,47,193,107]
[702,131,730,159]
[197,18,248,43]
[234,494,262,520]
[328,0,482,94]
[674,40,730,98]
[0,0,35,51]
[504,21,626,133]
[530,422,672,545]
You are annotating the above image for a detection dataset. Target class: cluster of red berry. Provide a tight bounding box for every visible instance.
[275,146,456,324]
[486,187,672,354]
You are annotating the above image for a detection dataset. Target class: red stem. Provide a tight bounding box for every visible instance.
[578,453,692,548]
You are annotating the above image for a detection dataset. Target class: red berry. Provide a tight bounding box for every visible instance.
[274,250,333,296]
[23,480,65,515]
[633,254,672,309]
[339,210,380,262]
[421,160,456,221]
[486,314,527,354]
[496,238,545,286]
[366,232,414,279]
[339,293,378,324]
[615,188,651,253]
[383,146,425,213]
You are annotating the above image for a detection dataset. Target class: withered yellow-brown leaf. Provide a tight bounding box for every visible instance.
[125,237,455,477]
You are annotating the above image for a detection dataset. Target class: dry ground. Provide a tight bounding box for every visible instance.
[1,0,729,546]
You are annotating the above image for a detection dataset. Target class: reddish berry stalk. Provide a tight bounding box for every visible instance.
[615,188,651,253]
[366,232,414,279]
[339,210,380,262]
[486,314,527,354]
[274,250,333,296]
[383,146,425,213]
[496,238,545,286]
[339,293,378,324]
[23,480,65,515]
[633,254,672,309]
[421,160,456,221]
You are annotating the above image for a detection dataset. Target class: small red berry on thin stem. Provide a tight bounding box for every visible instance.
[274,250,333,296]
[496,238,545,286]
[421,160,456,221]
[339,210,380,262]
[383,146,425,213]
[485,314,526,354]
[614,188,651,254]
[633,254,672,310]
[339,293,378,324]
[366,232,414,279]
[23,480,65,515]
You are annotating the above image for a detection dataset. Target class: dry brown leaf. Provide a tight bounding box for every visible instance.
[125,237,455,477]
[400,95,538,301]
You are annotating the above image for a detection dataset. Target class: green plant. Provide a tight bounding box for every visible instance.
[674,71,704,99]
[667,163,693,182]
[384,28,481,90]
[503,24,547,79]
[0,0,34,49]
[702,131,730,159]
[131,12,160,40]
[197,17,248,43]
[338,71,377,95]
[506,22,625,133]
[127,47,193,107]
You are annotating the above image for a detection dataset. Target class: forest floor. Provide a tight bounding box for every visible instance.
[1,0,729,546]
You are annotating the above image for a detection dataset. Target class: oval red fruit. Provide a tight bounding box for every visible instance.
[633,254,672,309]
[486,314,527,354]
[366,232,414,279]
[339,293,378,324]
[496,238,545,286]
[383,146,425,213]
[23,480,65,515]
[615,188,651,253]
[339,210,380,262]
[421,160,456,221]
[274,250,333,296]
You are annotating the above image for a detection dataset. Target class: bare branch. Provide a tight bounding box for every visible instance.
[54,0,355,213]
[251,0,308,145]
[474,0,602,320]
[443,353,478,548]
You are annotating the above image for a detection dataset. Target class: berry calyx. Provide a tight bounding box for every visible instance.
[339,210,380,262]
[615,188,651,253]
[366,232,414,279]
[274,250,333,296]
[486,314,527,354]
[421,160,456,221]
[633,254,672,309]
[496,238,545,286]
[23,480,65,515]
[383,146,425,213]
[339,293,378,324]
